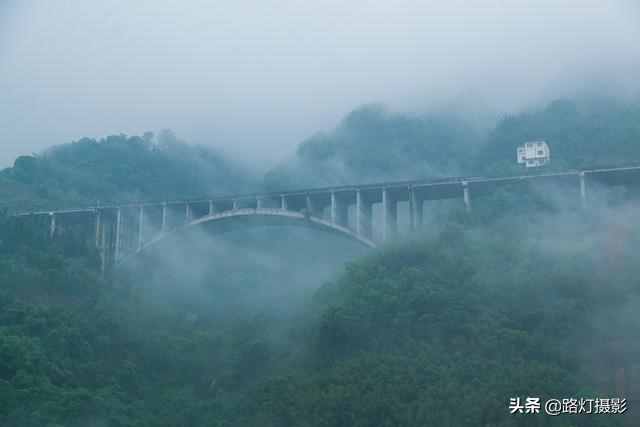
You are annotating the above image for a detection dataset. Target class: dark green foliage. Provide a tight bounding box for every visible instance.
[475,98,640,175]
[238,223,637,427]
[2,97,640,426]
[0,130,258,213]
[264,104,479,190]
[265,98,640,193]
[1,211,636,426]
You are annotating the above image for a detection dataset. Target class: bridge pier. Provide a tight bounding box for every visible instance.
[280,195,288,210]
[330,191,348,228]
[49,212,56,239]
[99,215,107,276]
[161,203,168,232]
[94,209,104,274]
[306,194,323,218]
[580,172,587,208]
[137,206,145,251]
[91,208,113,277]
[114,208,122,263]
[462,181,471,213]
[356,190,373,240]
[408,187,423,231]
[95,209,102,247]
[382,188,397,241]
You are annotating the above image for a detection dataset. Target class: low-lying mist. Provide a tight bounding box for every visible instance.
[122,226,369,318]
[119,175,640,397]
[3,152,639,424]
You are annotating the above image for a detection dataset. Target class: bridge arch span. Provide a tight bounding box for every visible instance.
[126,208,376,264]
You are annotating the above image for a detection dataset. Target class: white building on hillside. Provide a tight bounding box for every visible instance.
[517,140,550,168]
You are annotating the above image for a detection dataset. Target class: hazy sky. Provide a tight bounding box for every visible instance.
[1,0,639,169]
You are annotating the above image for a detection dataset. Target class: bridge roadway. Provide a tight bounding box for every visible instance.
[11,165,640,273]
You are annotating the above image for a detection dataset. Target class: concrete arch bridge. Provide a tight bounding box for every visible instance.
[11,165,640,273]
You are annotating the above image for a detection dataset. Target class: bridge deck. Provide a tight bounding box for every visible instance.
[11,165,640,216]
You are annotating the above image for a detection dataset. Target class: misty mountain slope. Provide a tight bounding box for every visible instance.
[239,215,640,427]
[264,104,479,190]
[475,98,640,175]
[123,226,370,316]
[0,213,368,426]
[0,131,259,212]
[264,98,640,193]
[2,205,638,426]
[2,99,640,426]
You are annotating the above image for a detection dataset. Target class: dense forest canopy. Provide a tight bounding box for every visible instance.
[4,97,640,213]
[264,104,479,190]
[1,97,639,426]
[475,98,640,175]
[265,98,640,190]
[0,130,258,213]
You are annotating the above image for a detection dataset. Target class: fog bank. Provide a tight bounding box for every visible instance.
[1,1,639,169]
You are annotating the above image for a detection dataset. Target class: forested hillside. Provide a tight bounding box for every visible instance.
[1,97,639,426]
[240,217,639,427]
[475,99,640,175]
[5,97,640,212]
[0,130,258,212]
[265,98,640,190]
[2,207,637,426]
[264,104,479,190]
